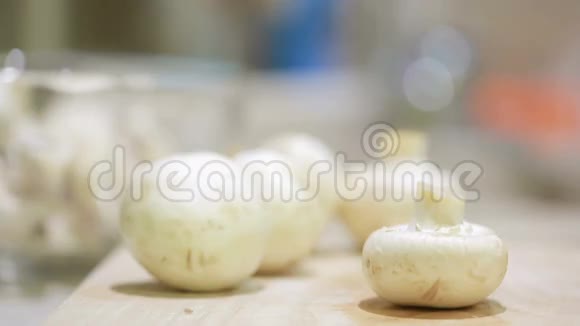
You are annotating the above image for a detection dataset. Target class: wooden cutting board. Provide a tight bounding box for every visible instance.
[46,198,580,325]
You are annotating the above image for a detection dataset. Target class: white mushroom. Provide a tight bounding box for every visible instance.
[4,120,72,197]
[44,106,121,244]
[340,130,427,247]
[0,158,24,243]
[120,152,269,291]
[362,182,508,308]
[235,149,327,273]
[261,133,338,216]
[340,170,415,248]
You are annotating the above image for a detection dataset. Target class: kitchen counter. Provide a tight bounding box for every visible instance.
[45,196,580,325]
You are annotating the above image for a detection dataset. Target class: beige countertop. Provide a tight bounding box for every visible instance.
[45,195,580,325]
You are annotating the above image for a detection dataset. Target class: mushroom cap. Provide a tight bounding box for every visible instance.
[120,152,269,291]
[262,133,338,214]
[362,223,508,308]
[340,166,417,248]
[234,149,327,273]
[340,190,414,248]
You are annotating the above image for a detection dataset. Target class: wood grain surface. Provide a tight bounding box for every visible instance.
[46,197,580,325]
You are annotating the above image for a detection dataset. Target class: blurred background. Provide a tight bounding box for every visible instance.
[1,0,579,324]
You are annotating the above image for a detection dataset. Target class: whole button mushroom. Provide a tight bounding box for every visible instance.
[340,130,428,248]
[120,152,269,291]
[235,149,327,273]
[362,182,508,308]
[261,133,338,216]
[340,168,415,248]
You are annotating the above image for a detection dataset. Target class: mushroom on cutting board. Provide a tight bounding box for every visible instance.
[120,152,269,291]
[234,149,327,273]
[340,130,428,248]
[362,182,508,308]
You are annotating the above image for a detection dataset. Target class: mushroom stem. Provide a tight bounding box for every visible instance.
[416,181,465,228]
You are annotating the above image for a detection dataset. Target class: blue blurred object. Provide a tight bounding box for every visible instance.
[263,0,337,70]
